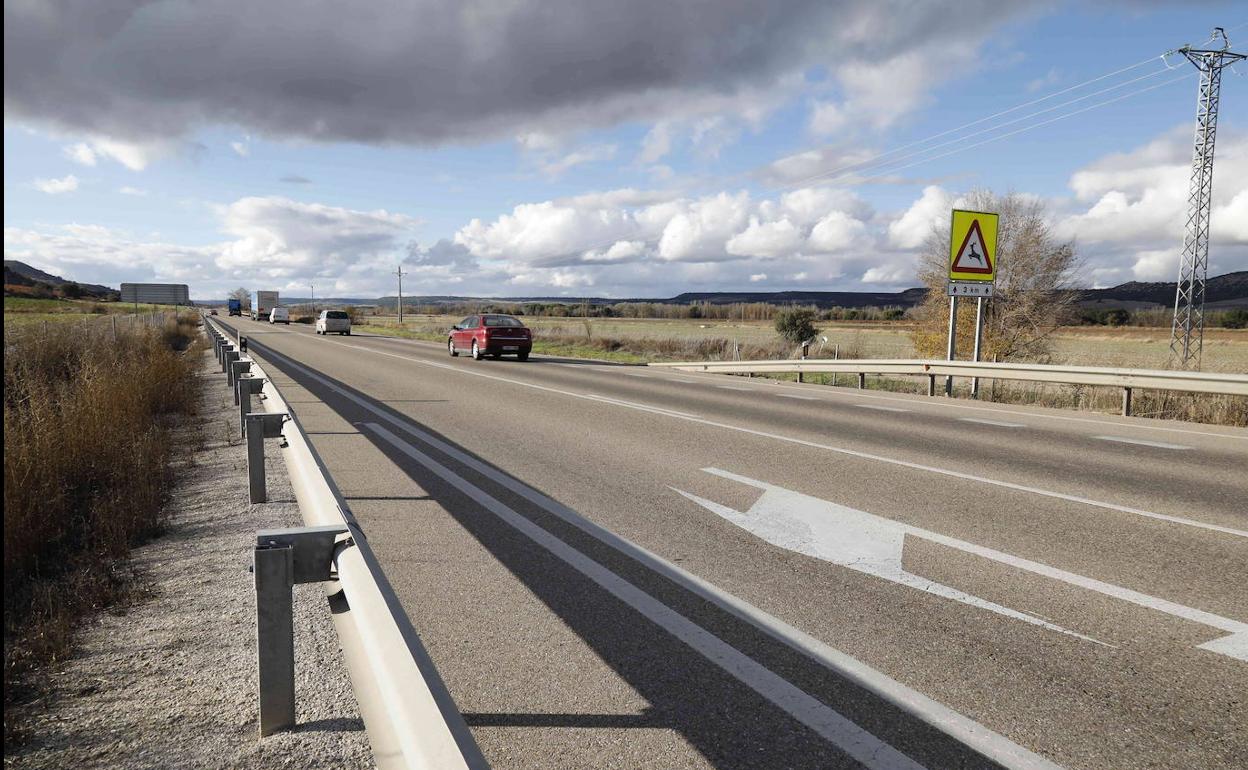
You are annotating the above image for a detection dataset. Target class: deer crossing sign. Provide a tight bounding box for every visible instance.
[948,209,998,283]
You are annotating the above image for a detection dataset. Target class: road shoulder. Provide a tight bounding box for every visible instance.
[5,346,373,770]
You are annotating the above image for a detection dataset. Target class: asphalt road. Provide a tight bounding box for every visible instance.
[220,317,1248,770]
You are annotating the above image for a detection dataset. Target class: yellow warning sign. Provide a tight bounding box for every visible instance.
[948,209,998,282]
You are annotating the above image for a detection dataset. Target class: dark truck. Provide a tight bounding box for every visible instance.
[228,298,242,316]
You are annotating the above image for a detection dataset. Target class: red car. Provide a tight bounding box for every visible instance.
[448,314,532,361]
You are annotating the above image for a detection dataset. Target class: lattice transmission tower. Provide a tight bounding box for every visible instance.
[1169,28,1245,369]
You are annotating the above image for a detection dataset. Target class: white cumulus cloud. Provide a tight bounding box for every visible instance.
[33,174,80,194]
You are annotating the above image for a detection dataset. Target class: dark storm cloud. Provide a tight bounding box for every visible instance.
[4,0,1034,146]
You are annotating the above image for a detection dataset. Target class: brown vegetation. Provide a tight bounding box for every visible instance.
[3,313,203,708]
[910,190,1079,362]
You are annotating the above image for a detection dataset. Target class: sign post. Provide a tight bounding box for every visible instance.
[946,209,999,397]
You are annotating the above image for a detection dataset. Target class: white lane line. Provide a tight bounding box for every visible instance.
[718,385,754,391]
[310,338,1248,539]
[776,393,819,401]
[960,418,1026,428]
[582,394,700,420]
[339,330,1246,441]
[1093,436,1192,450]
[727,377,1247,442]
[255,347,1066,770]
[622,371,652,378]
[855,404,911,413]
[363,422,925,770]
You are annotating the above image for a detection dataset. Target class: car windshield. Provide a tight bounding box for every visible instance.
[326,311,349,319]
[483,315,523,327]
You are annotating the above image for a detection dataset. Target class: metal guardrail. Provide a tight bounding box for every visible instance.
[650,358,1248,416]
[204,316,486,770]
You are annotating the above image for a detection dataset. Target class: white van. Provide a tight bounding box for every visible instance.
[316,309,352,335]
[268,306,290,324]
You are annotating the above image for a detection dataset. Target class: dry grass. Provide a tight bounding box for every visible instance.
[3,312,204,709]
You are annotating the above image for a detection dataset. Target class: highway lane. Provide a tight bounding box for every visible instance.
[222,318,1248,769]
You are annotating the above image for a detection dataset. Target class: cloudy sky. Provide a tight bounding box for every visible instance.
[4,1,1247,300]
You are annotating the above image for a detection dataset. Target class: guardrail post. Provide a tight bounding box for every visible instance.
[1122,387,1132,417]
[224,347,238,376]
[927,374,936,397]
[238,377,265,436]
[231,359,252,399]
[858,372,865,390]
[255,542,295,736]
[253,525,349,738]
[225,350,241,386]
[798,342,809,383]
[246,412,287,503]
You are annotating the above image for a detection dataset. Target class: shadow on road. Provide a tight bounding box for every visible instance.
[242,333,1000,770]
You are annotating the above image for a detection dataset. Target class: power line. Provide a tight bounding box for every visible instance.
[848,72,1194,183]
[789,63,1184,187]
[782,53,1173,189]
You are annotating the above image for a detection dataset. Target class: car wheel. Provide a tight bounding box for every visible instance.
[344,330,350,336]
[471,340,482,360]
[448,339,458,357]
[517,352,530,361]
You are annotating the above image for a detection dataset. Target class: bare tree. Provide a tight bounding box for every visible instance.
[909,190,1078,362]
[228,287,249,304]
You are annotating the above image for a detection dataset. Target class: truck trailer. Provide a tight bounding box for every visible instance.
[250,290,279,321]
[227,298,243,316]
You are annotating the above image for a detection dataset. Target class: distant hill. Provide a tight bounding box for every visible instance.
[1075,271,1248,309]
[192,271,1248,311]
[368,273,1246,310]
[4,260,115,298]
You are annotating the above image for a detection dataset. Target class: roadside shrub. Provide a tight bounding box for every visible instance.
[774,308,818,345]
[4,313,202,702]
[1221,309,1248,329]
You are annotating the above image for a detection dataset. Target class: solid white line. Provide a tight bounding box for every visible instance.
[960,418,1026,428]
[855,404,911,413]
[777,393,819,401]
[305,338,1248,539]
[748,377,1246,441]
[252,345,1066,770]
[363,422,926,770]
[717,385,754,391]
[582,394,700,420]
[622,371,652,378]
[1093,436,1192,450]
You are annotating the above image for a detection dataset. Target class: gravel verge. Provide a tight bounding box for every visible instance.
[6,344,374,769]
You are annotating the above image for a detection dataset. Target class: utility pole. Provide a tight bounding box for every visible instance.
[393,265,407,326]
[310,284,315,315]
[1169,27,1245,369]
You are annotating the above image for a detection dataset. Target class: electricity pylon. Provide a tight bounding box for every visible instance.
[1169,28,1245,369]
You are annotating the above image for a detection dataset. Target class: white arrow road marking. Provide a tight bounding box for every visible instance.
[363,423,925,770]
[674,468,1248,662]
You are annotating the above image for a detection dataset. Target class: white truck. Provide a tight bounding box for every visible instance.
[249,290,279,321]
